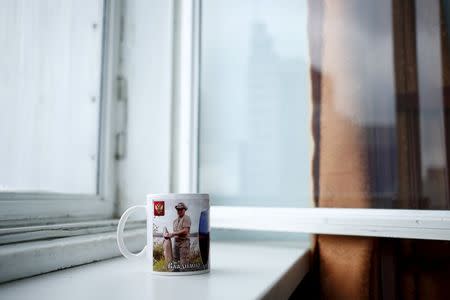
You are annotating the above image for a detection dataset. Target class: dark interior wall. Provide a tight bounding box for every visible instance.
[308,0,450,299]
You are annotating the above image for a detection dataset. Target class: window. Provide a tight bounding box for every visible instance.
[0,0,118,226]
[199,0,311,208]
[0,0,167,283]
[192,0,450,240]
[1,0,103,194]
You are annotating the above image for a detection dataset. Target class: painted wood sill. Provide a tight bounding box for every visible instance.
[0,228,146,283]
[0,241,310,300]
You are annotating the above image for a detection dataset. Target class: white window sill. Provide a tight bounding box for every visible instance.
[0,227,146,283]
[0,240,310,300]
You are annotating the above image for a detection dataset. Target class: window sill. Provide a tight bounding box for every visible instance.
[0,240,310,300]
[0,220,145,245]
[0,227,146,283]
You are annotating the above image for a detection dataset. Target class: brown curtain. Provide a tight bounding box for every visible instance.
[309,0,450,299]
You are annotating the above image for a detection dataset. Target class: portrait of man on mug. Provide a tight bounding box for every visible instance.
[163,202,191,265]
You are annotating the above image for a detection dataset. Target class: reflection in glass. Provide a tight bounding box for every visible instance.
[200,0,450,210]
[311,0,450,209]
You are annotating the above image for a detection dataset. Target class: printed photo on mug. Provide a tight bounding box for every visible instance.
[152,198,209,273]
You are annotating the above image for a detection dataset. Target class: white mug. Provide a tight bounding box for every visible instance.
[117,193,210,275]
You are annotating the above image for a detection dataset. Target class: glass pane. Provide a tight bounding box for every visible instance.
[0,0,104,194]
[200,0,450,209]
[199,0,311,207]
[310,0,450,209]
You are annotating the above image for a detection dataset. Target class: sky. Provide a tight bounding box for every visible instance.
[152,198,209,234]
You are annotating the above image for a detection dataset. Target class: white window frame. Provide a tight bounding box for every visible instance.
[170,0,200,193]
[176,0,450,242]
[0,1,147,283]
[0,0,120,227]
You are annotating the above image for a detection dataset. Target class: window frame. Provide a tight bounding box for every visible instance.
[170,0,200,193]
[0,0,120,227]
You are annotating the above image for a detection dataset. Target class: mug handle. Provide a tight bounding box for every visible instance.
[117,205,147,259]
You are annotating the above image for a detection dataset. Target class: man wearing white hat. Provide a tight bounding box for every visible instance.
[164,202,191,265]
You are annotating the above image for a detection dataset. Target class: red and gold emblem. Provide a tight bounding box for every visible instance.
[154,201,165,216]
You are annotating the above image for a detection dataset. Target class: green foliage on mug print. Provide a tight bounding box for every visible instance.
[189,251,204,266]
[152,239,206,272]
[153,242,164,261]
[153,242,168,272]
[154,258,169,272]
